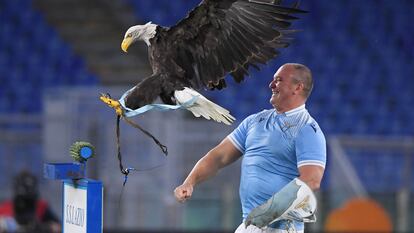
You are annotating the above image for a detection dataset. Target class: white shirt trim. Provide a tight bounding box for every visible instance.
[298,160,326,169]
[227,135,244,153]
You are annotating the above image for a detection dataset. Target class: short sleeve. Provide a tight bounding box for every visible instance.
[227,113,256,153]
[295,122,326,168]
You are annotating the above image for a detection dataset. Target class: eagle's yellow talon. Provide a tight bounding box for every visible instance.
[100,95,123,116]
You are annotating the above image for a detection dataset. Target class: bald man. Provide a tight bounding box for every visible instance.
[174,63,326,233]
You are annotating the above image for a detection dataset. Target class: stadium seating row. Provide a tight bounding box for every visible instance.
[0,0,97,113]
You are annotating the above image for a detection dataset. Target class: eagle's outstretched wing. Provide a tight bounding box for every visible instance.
[162,0,305,90]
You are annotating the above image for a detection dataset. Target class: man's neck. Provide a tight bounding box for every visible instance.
[275,102,305,114]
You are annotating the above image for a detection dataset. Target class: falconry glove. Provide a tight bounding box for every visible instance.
[245,178,317,229]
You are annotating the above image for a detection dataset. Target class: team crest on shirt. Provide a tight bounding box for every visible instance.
[279,120,296,133]
[284,121,295,129]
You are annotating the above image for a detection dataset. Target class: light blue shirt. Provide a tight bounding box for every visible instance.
[228,104,326,230]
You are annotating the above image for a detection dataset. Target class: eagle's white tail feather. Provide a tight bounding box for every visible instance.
[174,87,235,125]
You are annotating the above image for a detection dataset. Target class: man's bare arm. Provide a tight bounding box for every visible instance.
[174,138,242,202]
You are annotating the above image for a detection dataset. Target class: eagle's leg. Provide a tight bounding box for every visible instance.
[100,93,124,116]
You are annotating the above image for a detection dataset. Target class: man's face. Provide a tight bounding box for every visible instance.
[269,65,298,111]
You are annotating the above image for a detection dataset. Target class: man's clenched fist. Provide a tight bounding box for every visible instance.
[174,183,194,203]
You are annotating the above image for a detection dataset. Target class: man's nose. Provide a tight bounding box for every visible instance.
[269,80,275,89]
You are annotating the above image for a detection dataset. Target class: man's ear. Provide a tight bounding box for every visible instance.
[294,82,304,94]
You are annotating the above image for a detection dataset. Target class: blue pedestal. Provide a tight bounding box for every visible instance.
[44,163,86,180]
[63,179,103,233]
[44,163,103,233]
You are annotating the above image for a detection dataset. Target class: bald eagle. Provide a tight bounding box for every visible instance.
[100,0,305,125]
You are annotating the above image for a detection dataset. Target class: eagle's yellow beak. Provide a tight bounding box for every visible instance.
[100,94,123,116]
[121,37,132,53]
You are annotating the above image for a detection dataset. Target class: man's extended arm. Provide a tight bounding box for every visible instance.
[174,138,242,202]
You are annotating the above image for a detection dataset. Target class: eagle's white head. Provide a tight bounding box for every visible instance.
[121,21,158,52]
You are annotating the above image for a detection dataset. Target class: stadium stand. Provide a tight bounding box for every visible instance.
[2,0,412,133]
[0,0,98,114]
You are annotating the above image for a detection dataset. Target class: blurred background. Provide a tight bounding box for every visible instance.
[0,0,413,232]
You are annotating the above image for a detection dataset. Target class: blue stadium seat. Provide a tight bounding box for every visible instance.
[0,0,100,116]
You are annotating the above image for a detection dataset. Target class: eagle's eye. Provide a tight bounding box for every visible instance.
[126,33,132,38]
